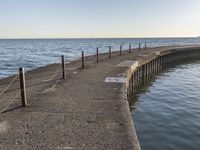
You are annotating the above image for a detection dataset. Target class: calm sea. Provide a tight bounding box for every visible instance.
[132,62,200,150]
[0,38,200,78]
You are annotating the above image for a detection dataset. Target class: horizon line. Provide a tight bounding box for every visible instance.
[0,36,198,40]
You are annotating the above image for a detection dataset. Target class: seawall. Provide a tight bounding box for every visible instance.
[0,45,199,150]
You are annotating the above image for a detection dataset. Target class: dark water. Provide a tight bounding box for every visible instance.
[0,38,200,78]
[132,62,200,150]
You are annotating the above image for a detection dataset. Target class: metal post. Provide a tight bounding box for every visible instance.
[149,61,152,80]
[129,44,131,53]
[134,71,136,92]
[153,59,155,74]
[120,45,122,55]
[150,60,152,77]
[109,46,111,59]
[147,62,149,81]
[96,48,99,63]
[139,66,142,84]
[137,68,140,90]
[128,79,131,98]
[19,67,27,107]
[161,56,164,70]
[131,74,134,93]
[155,57,158,74]
[136,69,138,92]
[145,63,148,83]
[142,65,145,85]
[146,62,149,83]
[82,51,85,69]
[158,56,161,72]
[61,55,66,79]
[167,55,169,68]
[139,43,141,52]
[159,56,162,71]
[163,55,165,69]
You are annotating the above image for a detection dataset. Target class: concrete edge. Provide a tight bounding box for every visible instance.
[119,46,200,150]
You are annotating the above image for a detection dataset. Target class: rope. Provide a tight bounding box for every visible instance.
[26,64,61,83]
[28,80,59,106]
[0,74,19,98]
[0,90,21,114]
[0,77,58,114]
[41,80,59,93]
[27,80,59,96]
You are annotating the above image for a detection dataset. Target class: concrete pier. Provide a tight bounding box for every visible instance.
[0,45,200,150]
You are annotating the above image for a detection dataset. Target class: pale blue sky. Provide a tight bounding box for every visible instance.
[0,0,200,38]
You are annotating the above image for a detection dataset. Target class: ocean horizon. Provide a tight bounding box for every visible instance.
[0,37,200,78]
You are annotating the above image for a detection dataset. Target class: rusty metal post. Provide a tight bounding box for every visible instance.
[129,44,131,53]
[159,56,161,72]
[109,46,111,59]
[146,62,149,83]
[120,45,122,55]
[96,48,99,63]
[82,51,85,69]
[153,59,155,74]
[142,65,145,85]
[161,56,164,70]
[146,63,149,83]
[148,61,150,81]
[139,43,141,52]
[137,68,140,89]
[155,57,158,74]
[136,69,139,92]
[152,59,154,75]
[131,74,134,93]
[19,67,27,107]
[61,55,66,79]
[128,79,131,97]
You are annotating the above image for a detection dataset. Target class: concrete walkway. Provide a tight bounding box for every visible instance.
[0,46,197,150]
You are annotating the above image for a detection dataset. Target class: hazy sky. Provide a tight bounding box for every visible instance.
[0,0,200,38]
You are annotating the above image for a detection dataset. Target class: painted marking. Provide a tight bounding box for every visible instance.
[105,77,127,83]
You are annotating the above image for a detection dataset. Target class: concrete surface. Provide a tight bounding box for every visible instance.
[0,45,199,150]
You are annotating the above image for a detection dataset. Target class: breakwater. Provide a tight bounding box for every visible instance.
[0,45,199,150]
[127,47,200,103]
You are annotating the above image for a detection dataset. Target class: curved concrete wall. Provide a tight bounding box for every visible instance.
[123,46,200,149]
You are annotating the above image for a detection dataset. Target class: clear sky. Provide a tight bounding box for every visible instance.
[0,0,200,38]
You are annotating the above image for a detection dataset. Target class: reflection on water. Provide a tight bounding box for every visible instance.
[132,61,200,150]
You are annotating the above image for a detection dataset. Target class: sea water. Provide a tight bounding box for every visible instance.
[0,38,199,78]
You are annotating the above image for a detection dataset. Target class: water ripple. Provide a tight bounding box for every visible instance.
[0,38,200,78]
[132,62,200,150]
